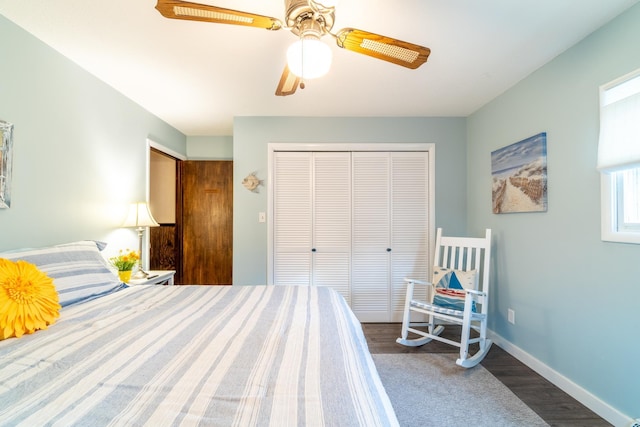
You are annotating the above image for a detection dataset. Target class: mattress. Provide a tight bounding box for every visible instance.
[0,285,397,426]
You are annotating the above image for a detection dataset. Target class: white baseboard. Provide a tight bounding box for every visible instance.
[488,330,632,427]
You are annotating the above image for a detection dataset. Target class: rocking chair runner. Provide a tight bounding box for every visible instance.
[397,228,492,368]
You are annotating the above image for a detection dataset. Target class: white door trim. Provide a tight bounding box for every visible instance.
[145,139,186,271]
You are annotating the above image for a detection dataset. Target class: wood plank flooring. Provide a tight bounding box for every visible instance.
[361,323,611,427]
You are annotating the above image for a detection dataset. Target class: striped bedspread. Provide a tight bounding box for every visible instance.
[0,285,398,427]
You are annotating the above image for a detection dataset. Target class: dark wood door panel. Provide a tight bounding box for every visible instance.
[150,225,176,271]
[180,161,233,285]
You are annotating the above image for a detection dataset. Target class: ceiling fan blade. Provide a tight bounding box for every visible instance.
[334,28,430,69]
[275,65,301,96]
[155,0,283,30]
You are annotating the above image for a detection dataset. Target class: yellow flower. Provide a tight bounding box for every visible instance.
[0,258,61,340]
[109,249,140,271]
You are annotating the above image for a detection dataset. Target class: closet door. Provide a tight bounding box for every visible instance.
[351,152,429,322]
[273,152,352,302]
[273,149,430,322]
[389,152,429,321]
[313,152,352,303]
[351,153,391,321]
[273,152,313,285]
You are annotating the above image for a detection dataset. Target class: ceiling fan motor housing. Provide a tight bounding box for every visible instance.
[285,0,335,36]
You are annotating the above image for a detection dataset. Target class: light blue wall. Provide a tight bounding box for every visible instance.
[0,15,186,252]
[186,135,233,159]
[467,4,640,420]
[232,116,468,285]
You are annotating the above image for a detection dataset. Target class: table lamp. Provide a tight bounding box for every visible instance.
[122,202,159,279]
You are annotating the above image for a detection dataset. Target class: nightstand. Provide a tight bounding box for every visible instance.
[127,270,176,286]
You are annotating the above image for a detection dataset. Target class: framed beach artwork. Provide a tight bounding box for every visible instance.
[0,120,14,209]
[491,132,548,214]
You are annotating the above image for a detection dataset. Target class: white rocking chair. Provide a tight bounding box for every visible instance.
[397,228,492,368]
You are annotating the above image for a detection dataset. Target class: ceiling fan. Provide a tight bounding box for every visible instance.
[155,0,431,96]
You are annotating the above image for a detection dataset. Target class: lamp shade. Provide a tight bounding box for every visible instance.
[122,202,159,228]
[287,35,332,80]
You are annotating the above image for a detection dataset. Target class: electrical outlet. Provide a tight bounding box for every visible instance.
[629,419,640,427]
[508,308,515,324]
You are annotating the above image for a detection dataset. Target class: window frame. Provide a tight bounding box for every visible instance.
[601,169,640,244]
[598,69,640,245]
[616,168,640,233]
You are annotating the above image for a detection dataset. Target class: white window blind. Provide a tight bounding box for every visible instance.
[597,71,640,172]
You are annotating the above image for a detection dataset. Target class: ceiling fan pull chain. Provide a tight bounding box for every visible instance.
[301,35,305,80]
[299,34,309,87]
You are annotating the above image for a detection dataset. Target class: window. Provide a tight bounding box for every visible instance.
[599,70,640,244]
[617,168,640,232]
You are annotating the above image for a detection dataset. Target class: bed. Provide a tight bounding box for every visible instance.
[0,241,398,426]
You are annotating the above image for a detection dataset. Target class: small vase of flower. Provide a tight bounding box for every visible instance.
[109,249,140,283]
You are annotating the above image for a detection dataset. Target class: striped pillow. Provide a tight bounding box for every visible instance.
[432,266,477,312]
[2,241,125,307]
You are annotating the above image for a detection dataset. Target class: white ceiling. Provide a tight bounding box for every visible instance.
[1,0,638,136]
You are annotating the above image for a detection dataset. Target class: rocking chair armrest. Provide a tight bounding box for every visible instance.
[464,288,486,297]
[403,277,434,287]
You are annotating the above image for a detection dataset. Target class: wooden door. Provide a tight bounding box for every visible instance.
[180,161,233,285]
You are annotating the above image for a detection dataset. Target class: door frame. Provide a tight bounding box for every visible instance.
[146,138,186,272]
[266,142,436,286]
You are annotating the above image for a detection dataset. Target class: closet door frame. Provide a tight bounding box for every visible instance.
[267,142,436,286]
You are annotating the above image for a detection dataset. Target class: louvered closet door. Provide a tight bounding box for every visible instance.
[389,152,429,321]
[352,152,429,322]
[312,153,352,303]
[273,152,351,301]
[273,152,313,285]
[274,149,429,322]
[352,152,391,321]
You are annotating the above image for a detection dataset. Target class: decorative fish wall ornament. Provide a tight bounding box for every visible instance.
[242,172,263,193]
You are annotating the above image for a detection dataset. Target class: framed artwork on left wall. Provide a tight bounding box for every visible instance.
[0,120,14,209]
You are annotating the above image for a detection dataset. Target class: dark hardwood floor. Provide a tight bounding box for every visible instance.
[361,323,611,427]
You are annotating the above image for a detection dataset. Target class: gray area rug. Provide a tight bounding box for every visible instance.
[372,353,549,427]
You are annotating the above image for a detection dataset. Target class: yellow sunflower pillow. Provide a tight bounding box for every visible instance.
[0,258,61,340]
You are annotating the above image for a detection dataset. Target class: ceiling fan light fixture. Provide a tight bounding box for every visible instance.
[287,35,332,79]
